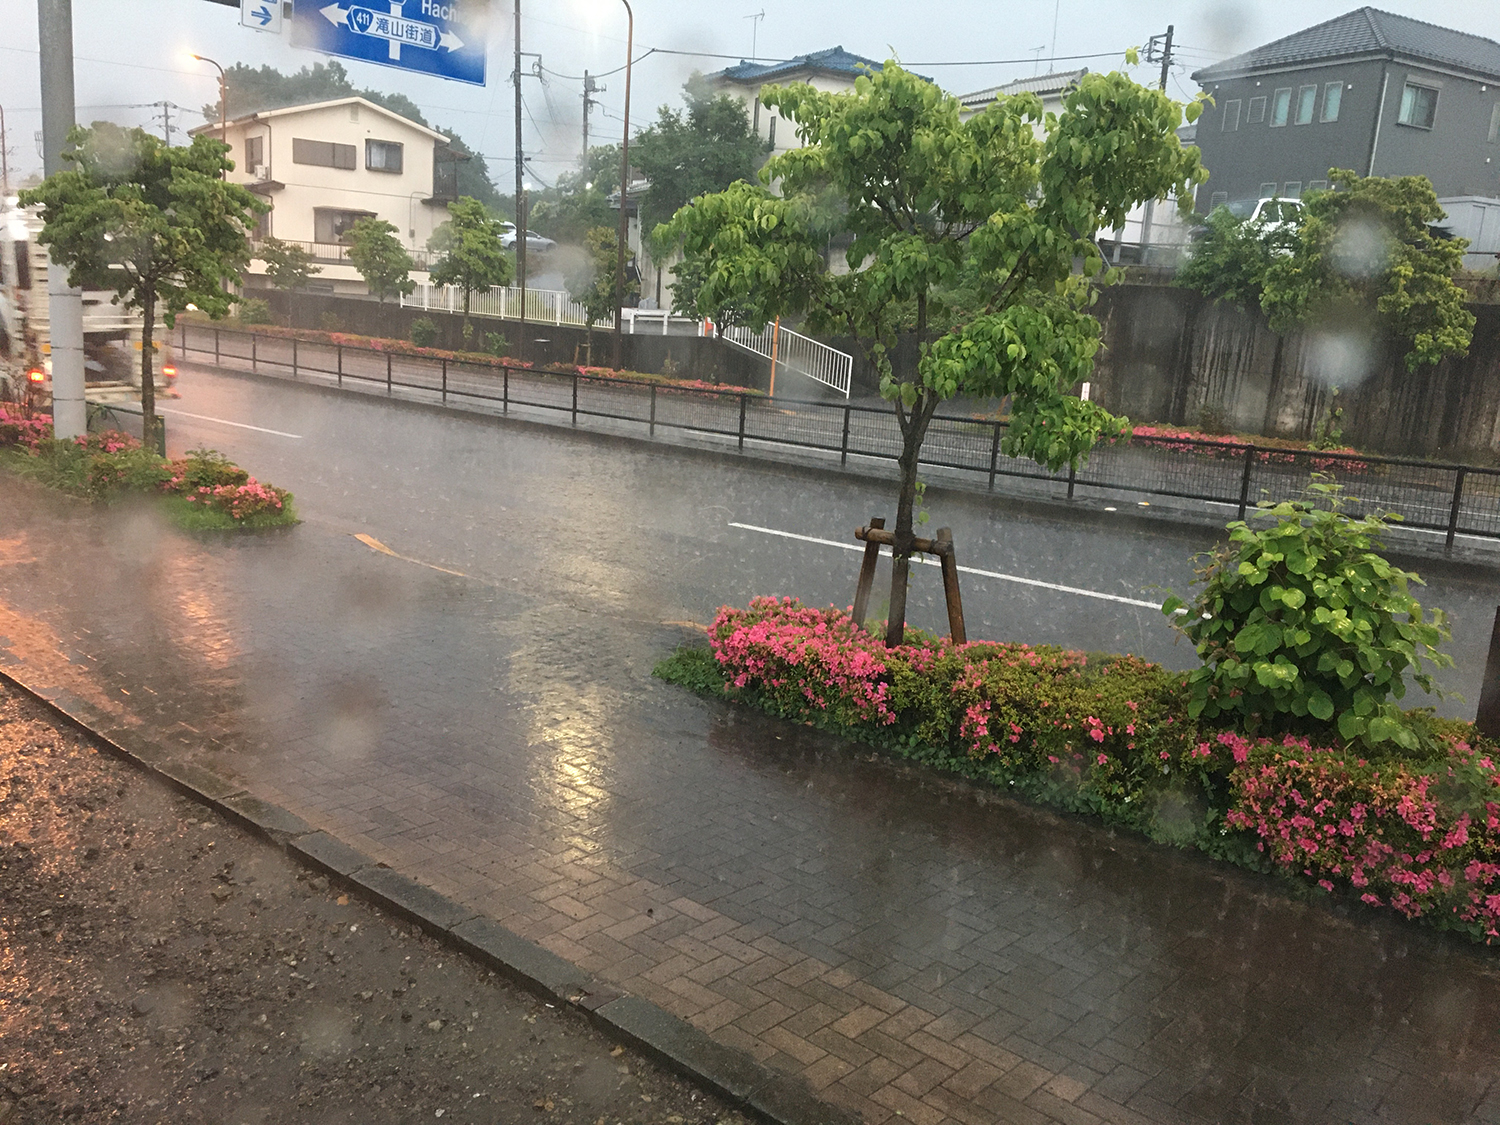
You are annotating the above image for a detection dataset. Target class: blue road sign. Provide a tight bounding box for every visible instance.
[291,0,486,86]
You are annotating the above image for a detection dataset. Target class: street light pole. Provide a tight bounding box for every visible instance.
[610,0,633,371]
[191,54,227,177]
[37,0,85,439]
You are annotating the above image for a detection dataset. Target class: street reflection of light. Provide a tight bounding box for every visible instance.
[161,549,241,675]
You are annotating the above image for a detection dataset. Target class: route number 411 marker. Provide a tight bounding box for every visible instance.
[290,0,486,85]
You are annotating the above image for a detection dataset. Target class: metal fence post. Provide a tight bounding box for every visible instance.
[386,352,392,395]
[292,337,298,378]
[1237,445,1256,520]
[571,373,579,426]
[251,335,257,371]
[988,423,1001,490]
[442,358,448,404]
[503,365,509,413]
[841,405,852,466]
[337,344,342,386]
[1067,461,1077,500]
[1447,468,1468,550]
[213,328,219,366]
[649,384,657,437]
[738,394,747,451]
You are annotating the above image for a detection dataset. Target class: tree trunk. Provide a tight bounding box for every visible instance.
[139,287,158,455]
[884,389,936,648]
[462,289,472,342]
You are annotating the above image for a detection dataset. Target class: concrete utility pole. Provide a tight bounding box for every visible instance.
[154,101,175,145]
[514,0,526,361]
[37,0,84,439]
[611,0,633,371]
[1138,25,1175,263]
[581,71,603,168]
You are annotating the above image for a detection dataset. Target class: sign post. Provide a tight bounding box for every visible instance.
[240,0,283,31]
[290,0,486,85]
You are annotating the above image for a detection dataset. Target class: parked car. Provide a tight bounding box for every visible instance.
[1189,196,1305,243]
[497,222,556,254]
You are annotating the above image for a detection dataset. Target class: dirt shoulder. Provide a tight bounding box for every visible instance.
[0,678,747,1125]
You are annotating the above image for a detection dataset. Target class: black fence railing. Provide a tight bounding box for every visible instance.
[177,324,1500,548]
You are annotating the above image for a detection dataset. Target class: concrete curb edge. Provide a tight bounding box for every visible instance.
[0,665,861,1125]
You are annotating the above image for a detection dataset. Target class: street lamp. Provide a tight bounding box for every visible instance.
[610,0,633,371]
[190,54,227,177]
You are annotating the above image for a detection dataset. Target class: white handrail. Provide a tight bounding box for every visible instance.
[721,321,853,397]
[401,284,713,337]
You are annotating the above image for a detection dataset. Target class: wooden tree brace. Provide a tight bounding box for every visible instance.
[851,519,967,645]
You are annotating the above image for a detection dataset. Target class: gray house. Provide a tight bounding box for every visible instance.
[1192,7,1500,243]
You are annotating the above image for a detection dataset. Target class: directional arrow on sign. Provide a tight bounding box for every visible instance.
[241,0,283,32]
[252,5,273,25]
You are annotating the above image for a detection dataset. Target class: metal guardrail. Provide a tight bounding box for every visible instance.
[177,323,1500,549]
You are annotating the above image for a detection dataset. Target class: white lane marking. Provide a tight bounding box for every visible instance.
[728,522,1165,610]
[158,409,302,439]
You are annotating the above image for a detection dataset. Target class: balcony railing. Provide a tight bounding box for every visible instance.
[252,239,436,271]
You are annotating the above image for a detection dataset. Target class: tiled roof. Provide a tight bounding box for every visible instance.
[711,47,887,83]
[958,69,1088,108]
[1193,7,1500,82]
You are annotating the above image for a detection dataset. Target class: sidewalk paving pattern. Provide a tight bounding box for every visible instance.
[3,373,1500,1124]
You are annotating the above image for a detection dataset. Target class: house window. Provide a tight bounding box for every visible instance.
[292,138,357,169]
[1222,100,1241,131]
[1247,96,1267,123]
[366,139,404,173]
[313,207,376,244]
[1322,83,1343,122]
[768,116,777,146]
[1489,102,1500,143]
[1283,181,1303,198]
[1295,85,1317,125]
[1259,182,1278,198]
[244,135,263,170]
[1398,83,1438,129]
[1210,191,1228,208]
[1308,179,1329,192]
[1270,88,1292,127]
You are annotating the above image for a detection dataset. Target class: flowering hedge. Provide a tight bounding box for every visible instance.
[0,414,293,528]
[1127,424,1367,472]
[670,597,1500,943]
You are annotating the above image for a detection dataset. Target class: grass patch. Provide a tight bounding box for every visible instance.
[159,493,298,531]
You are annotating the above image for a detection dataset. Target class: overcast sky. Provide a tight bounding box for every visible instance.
[2,1,1496,191]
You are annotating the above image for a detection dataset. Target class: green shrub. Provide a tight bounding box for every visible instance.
[1162,479,1451,751]
[238,297,272,325]
[319,311,345,332]
[410,317,438,347]
[484,331,509,356]
[168,447,249,491]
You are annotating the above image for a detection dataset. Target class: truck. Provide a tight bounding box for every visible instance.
[0,196,175,413]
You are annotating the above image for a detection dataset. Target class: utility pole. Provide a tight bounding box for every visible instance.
[37,0,85,439]
[514,0,526,362]
[1137,25,1175,263]
[153,100,175,145]
[581,71,603,168]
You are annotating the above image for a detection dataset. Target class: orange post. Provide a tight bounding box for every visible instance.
[768,317,780,398]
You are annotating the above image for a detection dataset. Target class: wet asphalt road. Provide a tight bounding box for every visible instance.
[2,364,1500,1124]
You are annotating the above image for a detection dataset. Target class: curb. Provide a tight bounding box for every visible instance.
[0,665,860,1125]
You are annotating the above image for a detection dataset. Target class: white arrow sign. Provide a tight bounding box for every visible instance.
[319,2,462,61]
[242,0,283,32]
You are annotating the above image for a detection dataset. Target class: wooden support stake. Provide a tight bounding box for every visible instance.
[850,516,885,632]
[935,527,967,644]
[1477,606,1500,740]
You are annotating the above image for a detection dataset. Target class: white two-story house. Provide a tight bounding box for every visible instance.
[192,96,463,296]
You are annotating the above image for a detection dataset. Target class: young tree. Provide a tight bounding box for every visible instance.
[428,196,513,340]
[632,74,770,233]
[658,62,1204,645]
[1178,172,1474,371]
[256,236,321,309]
[346,217,415,304]
[21,124,264,446]
[565,225,637,364]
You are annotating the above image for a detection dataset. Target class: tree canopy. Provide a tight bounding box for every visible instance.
[1177,171,1474,371]
[632,74,769,235]
[21,124,265,444]
[256,236,320,294]
[657,61,1204,644]
[428,197,514,337]
[206,62,507,214]
[565,225,636,362]
[346,217,416,305]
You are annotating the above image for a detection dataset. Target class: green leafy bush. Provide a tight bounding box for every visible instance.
[319,311,345,333]
[409,317,438,347]
[238,297,273,325]
[484,331,509,357]
[1162,480,1451,751]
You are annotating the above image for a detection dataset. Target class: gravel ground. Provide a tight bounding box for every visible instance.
[0,679,749,1125]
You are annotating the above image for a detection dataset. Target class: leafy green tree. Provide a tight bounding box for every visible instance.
[256,236,320,299]
[345,217,415,304]
[428,196,514,339]
[658,62,1204,645]
[530,178,613,246]
[633,74,770,234]
[21,124,265,446]
[565,226,637,364]
[1179,171,1474,371]
[207,62,507,213]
